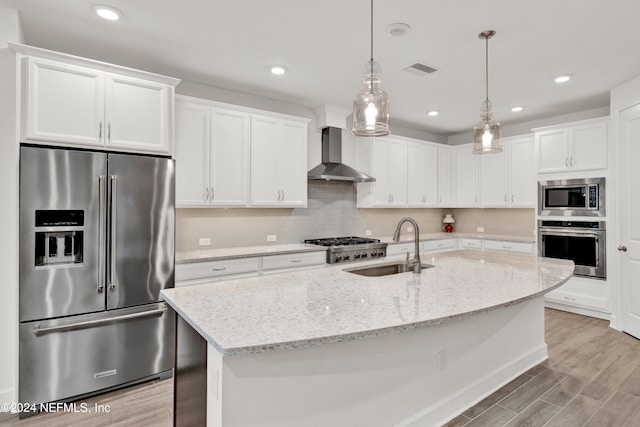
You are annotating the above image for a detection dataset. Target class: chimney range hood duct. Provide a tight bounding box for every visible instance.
[307,127,375,182]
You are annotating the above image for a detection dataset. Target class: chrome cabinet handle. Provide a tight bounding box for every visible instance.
[570,157,573,167]
[211,267,227,271]
[32,307,167,335]
[618,245,628,252]
[204,187,209,201]
[504,194,507,202]
[210,187,214,201]
[391,194,394,202]
[281,190,284,201]
[511,194,514,203]
[97,175,106,293]
[290,259,302,263]
[108,175,118,291]
[98,122,103,139]
[107,123,111,142]
[565,157,568,167]
[563,296,577,302]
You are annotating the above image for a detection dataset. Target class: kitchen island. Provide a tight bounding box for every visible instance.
[161,249,574,426]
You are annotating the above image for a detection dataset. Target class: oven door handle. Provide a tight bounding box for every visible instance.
[539,230,602,239]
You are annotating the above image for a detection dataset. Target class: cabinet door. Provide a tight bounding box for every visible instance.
[407,143,437,207]
[250,115,308,207]
[175,101,210,207]
[278,120,308,207]
[24,57,104,146]
[536,130,568,173]
[437,147,451,206]
[387,140,408,207]
[453,145,478,206]
[105,74,171,153]
[570,121,608,171]
[210,109,250,206]
[370,138,391,207]
[250,115,280,206]
[479,148,508,207]
[509,136,536,207]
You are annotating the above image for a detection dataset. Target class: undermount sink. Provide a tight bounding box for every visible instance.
[344,261,435,277]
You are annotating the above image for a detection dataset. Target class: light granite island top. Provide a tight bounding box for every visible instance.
[162,250,572,356]
[164,249,574,427]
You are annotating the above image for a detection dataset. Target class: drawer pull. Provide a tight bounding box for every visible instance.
[502,246,512,249]
[211,267,227,271]
[290,259,302,263]
[563,296,577,301]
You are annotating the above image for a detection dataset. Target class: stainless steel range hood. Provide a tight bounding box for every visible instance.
[307,127,375,182]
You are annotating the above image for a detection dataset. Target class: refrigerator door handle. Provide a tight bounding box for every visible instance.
[108,175,118,291]
[97,175,107,293]
[32,307,168,336]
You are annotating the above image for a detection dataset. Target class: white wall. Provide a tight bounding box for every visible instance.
[0,8,23,408]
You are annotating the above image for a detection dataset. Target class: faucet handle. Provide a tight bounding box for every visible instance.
[405,251,410,263]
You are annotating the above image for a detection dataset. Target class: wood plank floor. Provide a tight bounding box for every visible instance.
[2,308,639,427]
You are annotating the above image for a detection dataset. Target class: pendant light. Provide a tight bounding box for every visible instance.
[472,30,502,154]
[352,0,390,137]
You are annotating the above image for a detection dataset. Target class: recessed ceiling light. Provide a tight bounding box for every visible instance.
[554,74,572,83]
[94,5,122,21]
[270,65,287,76]
[511,106,523,112]
[387,23,411,37]
[427,110,439,117]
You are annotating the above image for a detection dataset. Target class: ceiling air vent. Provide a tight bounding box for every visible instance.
[404,62,438,76]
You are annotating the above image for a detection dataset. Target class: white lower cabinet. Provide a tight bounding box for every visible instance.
[423,239,458,253]
[544,276,610,319]
[482,240,534,254]
[175,257,261,286]
[262,252,326,275]
[460,238,482,249]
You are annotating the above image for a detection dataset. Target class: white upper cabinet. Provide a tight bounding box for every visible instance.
[479,147,508,207]
[175,97,250,207]
[437,147,451,206]
[407,142,438,207]
[250,114,308,207]
[453,144,479,207]
[357,136,408,208]
[535,117,608,174]
[17,45,179,155]
[508,135,536,207]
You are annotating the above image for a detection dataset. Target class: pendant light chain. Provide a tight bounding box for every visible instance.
[485,35,489,103]
[370,0,374,86]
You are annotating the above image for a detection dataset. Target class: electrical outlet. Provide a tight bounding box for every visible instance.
[437,350,447,372]
[477,227,485,233]
[407,226,414,232]
[365,230,372,236]
[267,235,277,242]
[198,238,211,246]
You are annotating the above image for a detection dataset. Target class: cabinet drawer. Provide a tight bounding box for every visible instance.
[262,251,326,271]
[482,240,533,254]
[386,242,417,257]
[461,238,482,249]
[176,257,260,282]
[423,239,458,252]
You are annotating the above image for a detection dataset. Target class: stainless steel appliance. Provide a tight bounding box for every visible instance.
[304,236,387,263]
[19,146,175,414]
[538,220,606,279]
[538,177,605,217]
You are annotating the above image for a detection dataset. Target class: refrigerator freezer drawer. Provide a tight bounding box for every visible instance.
[19,302,175,406]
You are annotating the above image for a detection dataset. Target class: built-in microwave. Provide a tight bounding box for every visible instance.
[538,177,605,217]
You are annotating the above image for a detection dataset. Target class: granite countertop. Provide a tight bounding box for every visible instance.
[162,249,573,357]
[176,243,327,264]
[176,233,535,264]
[384,232,535,244]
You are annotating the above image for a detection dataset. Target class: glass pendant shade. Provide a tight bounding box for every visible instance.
[352,60,390,137]
[473,99,502,154]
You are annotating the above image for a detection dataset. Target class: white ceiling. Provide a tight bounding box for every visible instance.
[3,0,640,136]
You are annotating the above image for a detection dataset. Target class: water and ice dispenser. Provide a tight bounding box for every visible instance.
[34,210,84,266]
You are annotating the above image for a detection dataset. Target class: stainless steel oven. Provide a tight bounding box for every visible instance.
[538,220,606,279]
[538,177,605,217]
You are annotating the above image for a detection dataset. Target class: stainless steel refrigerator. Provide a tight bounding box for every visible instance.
[18,145,175,412]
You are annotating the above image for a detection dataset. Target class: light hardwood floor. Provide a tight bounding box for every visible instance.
[2,308,639,427]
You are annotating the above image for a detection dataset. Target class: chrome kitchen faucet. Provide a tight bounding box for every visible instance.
[392,217,422,274]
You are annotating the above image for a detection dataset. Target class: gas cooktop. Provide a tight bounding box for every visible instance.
[304,236,387,264]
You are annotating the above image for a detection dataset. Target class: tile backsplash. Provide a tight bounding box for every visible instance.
[176,181,535,251]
